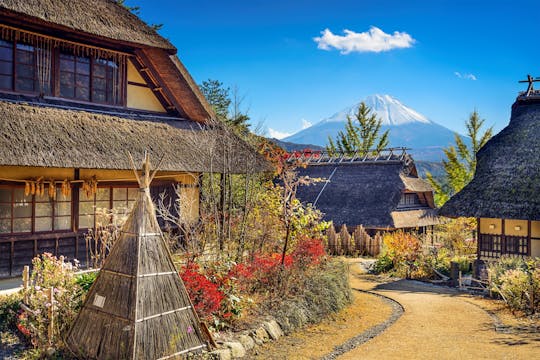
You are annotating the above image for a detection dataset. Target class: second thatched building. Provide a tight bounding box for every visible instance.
[294,149,439,235]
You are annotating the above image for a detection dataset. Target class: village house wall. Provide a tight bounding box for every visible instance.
[479,218,540,258]
[504,219,528,237]
[532,221,540,257]
[126,60,167,112]
[479,218,502,234]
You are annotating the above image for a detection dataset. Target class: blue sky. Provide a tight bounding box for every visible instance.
[128,0,539,138]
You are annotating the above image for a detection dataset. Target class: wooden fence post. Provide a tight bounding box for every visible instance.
[22,265,30,304]
[326,226,337,255]
[339,224,351,255]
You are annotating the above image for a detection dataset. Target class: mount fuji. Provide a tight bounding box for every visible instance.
[283,94,466,162]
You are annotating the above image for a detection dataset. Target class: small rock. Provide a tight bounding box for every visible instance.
[224,341,246,358]
[263,320,284,340]
[211,348,232,360]
[251,326,269,345]
[238,334,255,350]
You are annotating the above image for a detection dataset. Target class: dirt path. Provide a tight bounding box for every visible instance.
[250,264,396,359]
[340,262,540,360]
[251,259,539,359]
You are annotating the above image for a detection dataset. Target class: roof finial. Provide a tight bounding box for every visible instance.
[518,74,540,96]
[127,151,165,189]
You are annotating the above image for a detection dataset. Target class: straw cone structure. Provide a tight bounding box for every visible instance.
[67,156,207,359]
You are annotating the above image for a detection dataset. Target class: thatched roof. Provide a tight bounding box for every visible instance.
[0,0,175,51]
[67,159,207,358]
[440,99,540,220]
[0,100,269,174]
[295,161,438,229]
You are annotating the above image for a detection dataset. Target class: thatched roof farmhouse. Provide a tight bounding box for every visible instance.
[294,149,439,234]
[440,92,540,259]
[0,0,267,279]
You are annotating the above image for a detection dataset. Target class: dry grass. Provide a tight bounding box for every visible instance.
[250,260,393,359]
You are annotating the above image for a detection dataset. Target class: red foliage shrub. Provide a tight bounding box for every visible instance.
[179,263,224,322]
[16,310,31,338]
[292,238,326,266]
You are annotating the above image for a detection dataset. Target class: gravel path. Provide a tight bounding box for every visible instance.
[338,263,540,360]
[320,289,403,359]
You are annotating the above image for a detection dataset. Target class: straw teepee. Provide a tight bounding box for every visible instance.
[67,154,207,359]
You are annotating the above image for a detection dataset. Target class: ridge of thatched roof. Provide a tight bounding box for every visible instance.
[0,0,175,51]
[440,99,540,220]
[295,161,438,229]
[0,100,269,174]
[67,161,207,358]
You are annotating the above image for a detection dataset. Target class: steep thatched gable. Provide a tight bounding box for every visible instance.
[440,99,540,220]
[0,0,174,51]
[295,160,438,229]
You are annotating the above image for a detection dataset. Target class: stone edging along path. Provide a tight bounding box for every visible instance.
[320,288,404,360]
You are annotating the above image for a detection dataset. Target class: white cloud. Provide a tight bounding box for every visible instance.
[301,119,312,129]
[267,128,292,139]
[314,26,415,54]
[454,71,477,81]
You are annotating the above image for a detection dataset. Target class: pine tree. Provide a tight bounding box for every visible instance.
[325,102,389,156]
[199,79,250,133]
[426,110,493,206]
[199,79,231,122]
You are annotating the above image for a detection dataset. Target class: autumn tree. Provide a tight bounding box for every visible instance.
[427,110,493,206]
[326,102,389,156]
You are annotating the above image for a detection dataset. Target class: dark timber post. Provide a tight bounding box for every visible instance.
[527,220,532,256]
[476,218,480,260]
[73,169,80,262]
[501,219,506,256]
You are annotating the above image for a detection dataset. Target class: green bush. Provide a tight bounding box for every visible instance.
[372,253,394,274]
[0,293,22,331]
[488,257,540,314]
[75,271,98,294]
[451,255,472,274]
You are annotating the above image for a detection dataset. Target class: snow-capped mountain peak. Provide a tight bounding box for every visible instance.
[324,94,431,126]
[282,94,464,161]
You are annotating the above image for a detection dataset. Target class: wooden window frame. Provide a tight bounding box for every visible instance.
[0,39,42,95]
[77,185,138,230]
[0,184,72,235]
[58,52,124,106]
[398,193,421,208]
[0,37,126,105]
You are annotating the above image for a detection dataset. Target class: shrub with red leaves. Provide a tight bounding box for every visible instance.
[292,238,326,267]
[179,263,224,322]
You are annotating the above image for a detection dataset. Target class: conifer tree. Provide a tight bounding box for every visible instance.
[199,79,251,133]
[427,110,493,206]
[325,102,389,156]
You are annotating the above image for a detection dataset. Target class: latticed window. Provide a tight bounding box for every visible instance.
[59,54,122,104]
[0,186,71,234]
[398,193,420,207]
[0,25,126,105]
[79,186,137,229]
[0,39,52,95]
